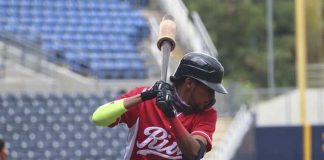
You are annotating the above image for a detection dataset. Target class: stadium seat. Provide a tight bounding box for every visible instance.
[0,0,150,79]
[0,92,129,159]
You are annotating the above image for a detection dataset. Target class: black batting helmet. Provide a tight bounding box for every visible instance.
[170,52,227,94]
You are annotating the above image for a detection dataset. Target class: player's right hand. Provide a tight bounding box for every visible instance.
[156,89,175,118]
[140,80,171,101]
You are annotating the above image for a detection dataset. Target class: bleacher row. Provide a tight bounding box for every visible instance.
[0,92,129,160]
[0,0,150,79]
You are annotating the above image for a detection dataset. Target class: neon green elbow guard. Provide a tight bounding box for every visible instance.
[91,99,127,126]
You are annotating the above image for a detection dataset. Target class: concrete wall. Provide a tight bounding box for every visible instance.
[254,88,324,126]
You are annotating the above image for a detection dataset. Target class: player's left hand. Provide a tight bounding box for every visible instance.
[156,89,176,118]
[140,80,171,101]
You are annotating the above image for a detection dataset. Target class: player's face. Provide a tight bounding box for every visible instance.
[189,81,215,112]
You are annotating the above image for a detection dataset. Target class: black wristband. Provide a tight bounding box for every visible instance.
[140,90,156,101]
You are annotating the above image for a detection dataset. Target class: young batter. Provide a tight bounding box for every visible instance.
[92,52,227,160]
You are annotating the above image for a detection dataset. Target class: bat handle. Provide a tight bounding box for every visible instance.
[161,41,171,82]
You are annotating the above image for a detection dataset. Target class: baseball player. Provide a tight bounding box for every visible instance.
[92,52,227,160]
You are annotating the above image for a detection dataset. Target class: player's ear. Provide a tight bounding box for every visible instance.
[185,78,195,89]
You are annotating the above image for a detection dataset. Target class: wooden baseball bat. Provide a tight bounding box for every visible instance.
[157,15,176,82]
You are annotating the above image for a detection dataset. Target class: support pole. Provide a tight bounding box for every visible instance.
[295,0,311,160]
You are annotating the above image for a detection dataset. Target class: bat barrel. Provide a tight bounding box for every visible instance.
[157,15,176,51]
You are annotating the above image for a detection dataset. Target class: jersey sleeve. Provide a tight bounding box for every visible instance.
[108,86,147,128]
[191,108,217,152]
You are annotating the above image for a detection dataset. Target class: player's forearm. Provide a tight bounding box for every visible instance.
[123,94,142,109]
[91,94,142,126]
[169,117,201,159]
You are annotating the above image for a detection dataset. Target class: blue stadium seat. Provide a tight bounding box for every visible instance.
[0,0,150,79]
[0,92,129,159]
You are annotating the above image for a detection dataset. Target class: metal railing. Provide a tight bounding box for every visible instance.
[212,106,254,160]
[191,11,218,57]
[307,63,324,87]
[0,31,51,76]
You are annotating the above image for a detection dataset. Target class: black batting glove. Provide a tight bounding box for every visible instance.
[156,90,176,118]
[140,80,172,101]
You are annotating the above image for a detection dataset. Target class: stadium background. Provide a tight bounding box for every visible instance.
[0,0,323,160]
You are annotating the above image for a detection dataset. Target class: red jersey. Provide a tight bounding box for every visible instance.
[109,87,217,160]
